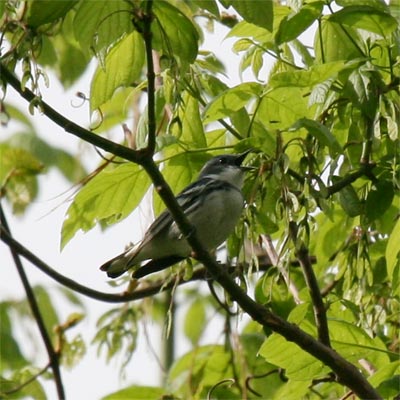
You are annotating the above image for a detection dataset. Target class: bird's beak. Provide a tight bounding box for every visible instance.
[234,149,253,170]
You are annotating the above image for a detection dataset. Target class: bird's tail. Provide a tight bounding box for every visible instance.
[100,248,137,278]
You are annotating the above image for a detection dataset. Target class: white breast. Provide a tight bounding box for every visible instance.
[183,187,244,250]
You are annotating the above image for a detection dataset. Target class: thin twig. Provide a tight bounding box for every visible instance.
[261,234,302,304]
[0,204,65,400]
[288,221,331,348]
[2,361,51,395]
[141,0,156,154]
[246,369,280,397]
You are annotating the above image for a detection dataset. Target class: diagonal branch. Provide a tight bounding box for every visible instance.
[0,204,65,400]
[0,221,382,398]
[0,63,144,165]
[289,221,331,347]
[0,18,382,399]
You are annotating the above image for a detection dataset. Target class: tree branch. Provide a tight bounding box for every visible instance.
[289,221,331,347]
[0,204,65,400]
[0,223,303,303]
[0,223,381,397]
[142,0,156,154]
[0,32,381,400]
[0,63,145,165]
[0,225,200,302]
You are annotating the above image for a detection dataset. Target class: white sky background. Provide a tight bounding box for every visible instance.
[1,11,316,399]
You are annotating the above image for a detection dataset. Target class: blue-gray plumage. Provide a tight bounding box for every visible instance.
[100,150,251,279]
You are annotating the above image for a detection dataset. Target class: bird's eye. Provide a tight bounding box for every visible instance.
[218,157,227,164]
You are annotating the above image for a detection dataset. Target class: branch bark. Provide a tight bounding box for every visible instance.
[289,221,331,347]
[0,204,65,400]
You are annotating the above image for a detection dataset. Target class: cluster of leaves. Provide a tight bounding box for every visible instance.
[1,0,399,399]
[0,285,85,398]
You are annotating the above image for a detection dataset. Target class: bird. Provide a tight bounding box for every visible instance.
[100,150,251,279]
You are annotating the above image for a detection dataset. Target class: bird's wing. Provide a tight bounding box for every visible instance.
[135,178,217,248]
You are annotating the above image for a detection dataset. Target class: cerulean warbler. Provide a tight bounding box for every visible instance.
[100,150,251,279]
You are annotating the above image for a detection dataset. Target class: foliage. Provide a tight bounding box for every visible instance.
[0,0,399,399]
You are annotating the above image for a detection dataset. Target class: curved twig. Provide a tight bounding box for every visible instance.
[245,369,280,397]
[207,378,235,400]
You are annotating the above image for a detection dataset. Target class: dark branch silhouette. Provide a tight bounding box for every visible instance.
[289,221,331,347]
[0,5,383,396]
[0,204,65,400]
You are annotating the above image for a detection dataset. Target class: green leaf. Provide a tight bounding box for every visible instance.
[329,6,398,36]
[336,0,390,13]
[26,0,77,27]
[386,218,400,280]
[152,2,199,68]
[0,303,27,372]
[346,67,381,116]
[0,1,5,18]
[290,118,342,154]
[7,132,87,183]
[184,299,206,345]
[259,321,328,381]
[314,19,363,62]
[330,320,389,368]
[275,2,323,44]
[0,144,43,214]
[365,181,394,221]
[91,87,135,133]
[73,0,133,54]
[338,183,362,217]
[375,375,400,398]
[260,318,390,381]
[256,87,311,130]
[91,31,145,111]
[180,94,207,148]
[61,163,151,249]
[102,386,165,400]
[93,308,138,368]
[227,20,272,41]
[61,333,86,369]
[57,41,89,88]
[203,82,262,123]
[4,103,34,130]
[168,345,233,396]
[369,361,400,391]
[33,285,60,336]
[0,144,43,183]
[3,367,47,400]
[269,61,347,88]
[192,0,220,17]
[35,10,90,87]
[230,0,274,32]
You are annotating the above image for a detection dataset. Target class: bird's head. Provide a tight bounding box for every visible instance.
[198,149,252,188]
